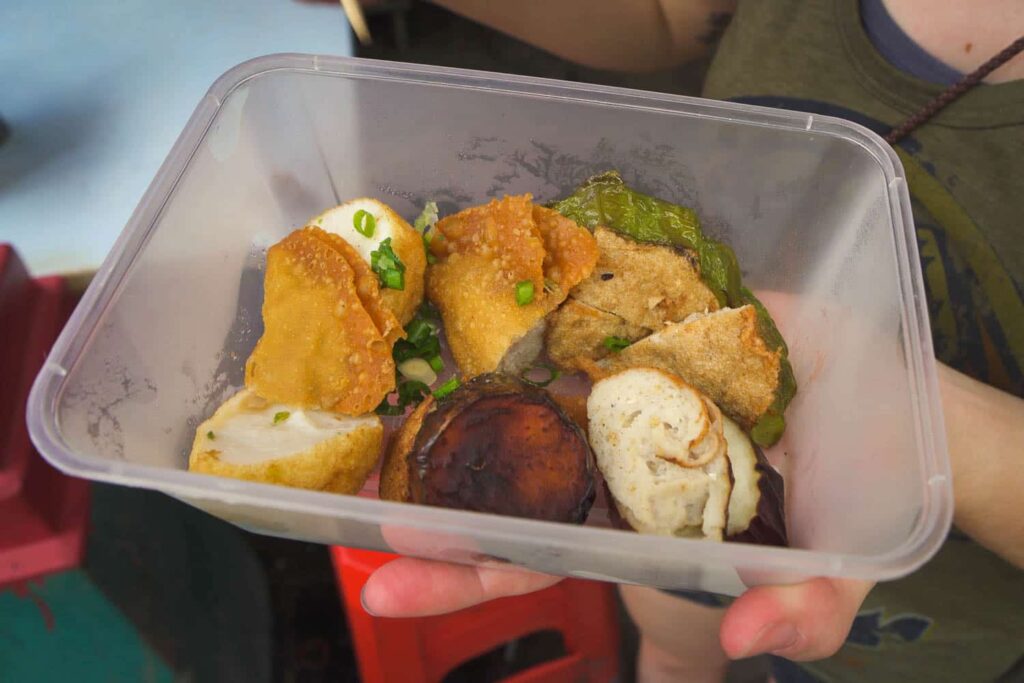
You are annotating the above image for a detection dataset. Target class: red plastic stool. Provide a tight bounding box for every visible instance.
[331,547,620,683]
[0,245,90,588]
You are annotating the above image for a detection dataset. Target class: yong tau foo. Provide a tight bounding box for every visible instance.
[188,172,793,548]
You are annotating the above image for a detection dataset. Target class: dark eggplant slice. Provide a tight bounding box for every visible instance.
[722,417,788,546]
[380,374,595,524]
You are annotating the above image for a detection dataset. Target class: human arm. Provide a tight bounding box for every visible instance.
[429,0,738,72]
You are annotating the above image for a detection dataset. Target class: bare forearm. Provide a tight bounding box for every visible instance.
[939,363,1024,568]
[430,0,737,72]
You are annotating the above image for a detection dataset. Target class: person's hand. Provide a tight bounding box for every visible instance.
[718,577,873,660]
[363,556,874,661]
[361,557,561,617]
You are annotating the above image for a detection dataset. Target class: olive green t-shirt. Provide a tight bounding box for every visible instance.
[704,1,1024,681]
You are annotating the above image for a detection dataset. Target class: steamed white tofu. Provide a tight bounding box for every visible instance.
[310,198,426,325]
[189,389,383,494]
[587,368,731,540]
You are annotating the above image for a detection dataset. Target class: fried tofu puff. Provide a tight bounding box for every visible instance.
[597,306,782,430]
[189,389,383,494]
[546,228,720,369]
[311,198,427,326]
[245,227,396,416]
[588,368,731,540]
[427,196,598,377]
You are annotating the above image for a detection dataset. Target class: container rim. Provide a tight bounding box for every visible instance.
[27,53,953,582]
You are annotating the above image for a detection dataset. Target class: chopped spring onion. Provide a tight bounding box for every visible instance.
[515,280,535,306]
[376,380,430,416]
[382,269,404,290]
[433,376,460,400]
[413,201,439,233]
[520,364,560,388]
[206,431,215,440]
[602,336,632,352]
[371,238,405,290]
[353,209,376,238]
[377,304,444,415]
[414,201,440,264]
[273,411,290,424]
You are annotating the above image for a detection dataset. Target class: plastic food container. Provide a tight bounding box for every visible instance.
[27,55,952,594]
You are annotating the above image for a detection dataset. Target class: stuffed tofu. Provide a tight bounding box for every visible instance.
[189,389,383,494]
[311,198,427,325]
[596,306,782,431]
[550,172,796,446]
[426,196,598,377]
[588,368,732,540]
[245,227,398,416]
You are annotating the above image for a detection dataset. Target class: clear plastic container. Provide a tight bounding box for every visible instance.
[27,55,952,594]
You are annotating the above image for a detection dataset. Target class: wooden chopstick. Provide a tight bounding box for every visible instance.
[340,0,373,46]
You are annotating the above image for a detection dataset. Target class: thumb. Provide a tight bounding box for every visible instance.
[720,578,874,661]
[361,557,562,617]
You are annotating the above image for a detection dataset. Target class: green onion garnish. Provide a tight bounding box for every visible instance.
[603,336,632,352]
[520,364,560,388]
[414,202,440,264]
[383,269,404,290]
[375,380,429,416]
[377,304,445,414]
[427,355,444,373]
[406,318,432,345]
[273,411,290,425]
[413,201,439,233]
[515,280,535,306]
[424,233,438,264]
[353,209,376,238]
[206,431,215,440]
[371,238,406,291]
[433,377,460,399]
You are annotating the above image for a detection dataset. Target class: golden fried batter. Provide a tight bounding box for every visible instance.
[309,227,404,347]
[571,228,720,329]
[597,305,781,429]
[188,389,383,494]
[428,196,598,376]
[430,194,546,291]
[546,298,649,370]
[532,205,600,294]
[245,228,395,415]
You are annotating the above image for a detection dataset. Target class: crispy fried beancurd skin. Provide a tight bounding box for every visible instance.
[309,227,404,347]
[532,205,600,293]
[245,228,396,415]
[598,306,781,429]
[310,198,426,326]
[427,195,597,376]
